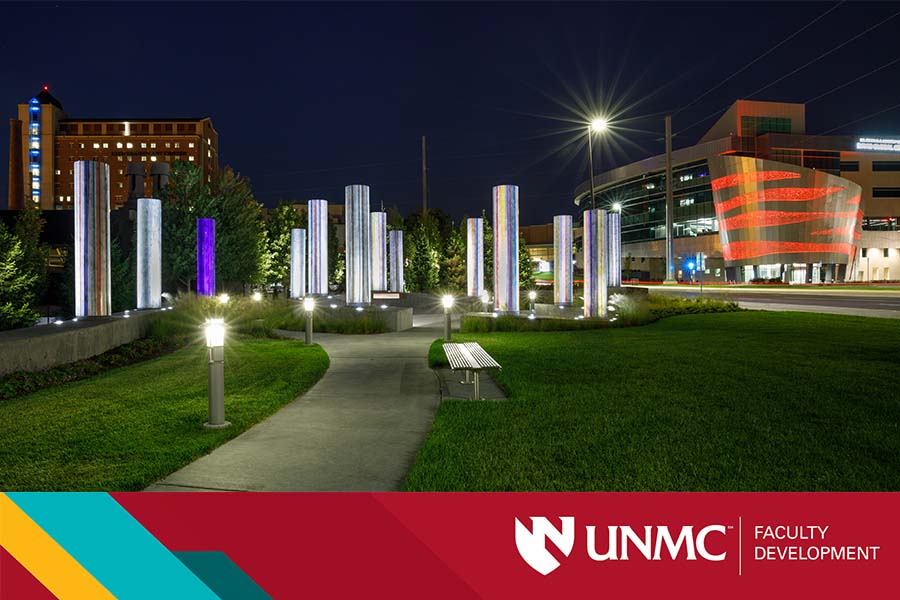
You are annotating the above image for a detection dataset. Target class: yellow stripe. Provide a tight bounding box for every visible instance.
[0,493,116,600]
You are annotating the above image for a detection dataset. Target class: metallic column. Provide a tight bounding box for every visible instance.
[74,160,111,317]
[664,115,676,283]
[308,199,328,295]
[371,211,388,292]
[197,218,215,297]
[553,215,573,305]
[583,209,608,318]
[345,184,371,305]
[136,197,162,309]
[493,185,519,314]
[466,217,484,297]
[606,211,622,287]
[290,228,307,299]
[389,229,404,293]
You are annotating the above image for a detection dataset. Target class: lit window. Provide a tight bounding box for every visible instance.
[80,143,85,149]
[188,156,195,162]
[32,195,40,203]
[679,174,693,182]
[93,143,100,149]
[30,139,39,149]
[207,138,211,145]
[141,143,147,148]
[118,182,123,188]
[117,142,123,149]
[55,169,61,175]
[208,150,211,158]
[165,143,171,148]
[126,142,133,149]
[679,198,695,207]
[174,143,180,149]
[29,123,39,135]
[645,183,655,190]
[31,166,39,176]
[141,156,147,162]
[188,143,194,148]
[150,143,156,148]
[118,169,124,175]
[117,156,123,162]
[103,143,109,148]
[151,156,157,162]
[69,170,73,175]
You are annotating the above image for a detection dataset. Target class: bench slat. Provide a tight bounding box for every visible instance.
[442,342,501,371]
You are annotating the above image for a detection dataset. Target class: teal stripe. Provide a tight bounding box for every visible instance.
[175,552,271,600]
[7,493,219,600]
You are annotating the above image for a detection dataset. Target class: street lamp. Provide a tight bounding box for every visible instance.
[218,293,229,305]
[612,202,622,213]
[203,318,230,429]
[528,290,537,312]
[442,294,454,341]
[587,117,609,211]
[303,296,315,345]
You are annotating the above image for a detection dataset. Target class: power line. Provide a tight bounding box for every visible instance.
[819,101,900,135]
[804,55,900,104]
[674,1,844,116]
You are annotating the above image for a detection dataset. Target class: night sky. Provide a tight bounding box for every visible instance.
[2,1,900,224]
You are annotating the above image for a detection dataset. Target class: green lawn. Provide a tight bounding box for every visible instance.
[0,337,328,491]
[408,312,900,491]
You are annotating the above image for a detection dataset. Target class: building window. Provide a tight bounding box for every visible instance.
[118,182,123,189]
[93,143,100,149]
[873,161,900,172]
[126,142,133,149]
[141,143,147,149]
[873,187,900,198]
[141,156,147,162]
[55,169,61,175]
[117,156,123,162]
[839,161,859,171]
[103,143,109,149]
[151,156,157,162]
[150,143,156,148]
[188,143,194,148]
[862,248,868,258]
[679,197,695,207]
[188,156,195,162]
[885,248,890,258]
[165,143,171,148]
[741,116,791,136]
[174,143,180,149]
[79,143,85,149]
[118,169,124,175]
[117,142,123,149]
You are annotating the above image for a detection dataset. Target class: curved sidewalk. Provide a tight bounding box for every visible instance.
[146,315,444,492]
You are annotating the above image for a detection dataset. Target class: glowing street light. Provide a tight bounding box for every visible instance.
[612,202,622,212]
[218,293,230,305]
[587,116,610,211]
[528,290,537,312]
[442,294,454,341]
[203,318,230,429]
[252,291,262,302]
[303,296,315,345]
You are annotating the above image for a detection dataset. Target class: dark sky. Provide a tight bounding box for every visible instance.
[3,1,900,224]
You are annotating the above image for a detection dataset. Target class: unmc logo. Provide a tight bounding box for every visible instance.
[514,517,575,575]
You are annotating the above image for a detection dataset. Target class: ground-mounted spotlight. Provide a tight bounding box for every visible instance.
[218,293,230,305]
[203,318,230,429]
[527,313,536,321]
[355,306,364,312]
[303,297,315,345]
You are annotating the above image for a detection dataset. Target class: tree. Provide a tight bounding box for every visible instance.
[160,161,216,292]
[405,213,440,292]
[13,208,48,308]
[519,236,535,290]
[215,167,265,290]
[439,225,466,292]
[328,217,343,290]
[110,237,135,313]
[482,210,494,293]
[265,201,301,295]
[0,222,40,330]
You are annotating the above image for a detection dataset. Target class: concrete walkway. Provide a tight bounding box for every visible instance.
[147,314,447,492]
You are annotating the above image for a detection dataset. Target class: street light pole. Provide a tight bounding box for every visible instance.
[303,297,315,345]
[442,294,454,341]
[203,318,230,429]
[588,125,596,212]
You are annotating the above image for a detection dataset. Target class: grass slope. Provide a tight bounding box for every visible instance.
[0,337,328,491]
[409,312,900,491]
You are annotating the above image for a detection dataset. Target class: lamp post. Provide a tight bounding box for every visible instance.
[587,117,608,211]
[442,294,454,341]
[203,318,230,429]
[528,290,537,313]
[303,296,315,345]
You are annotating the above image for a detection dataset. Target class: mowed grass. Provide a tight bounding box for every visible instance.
[408,312,900,491]
[0,338,328,491]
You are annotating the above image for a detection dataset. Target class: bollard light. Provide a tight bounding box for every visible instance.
[218,293,230,305]
[528,290,537,313]
[481,290,490,310]
[252,291,262,302]
[442,294,454,341]
[303,297,315,345]
[203,318,230,429]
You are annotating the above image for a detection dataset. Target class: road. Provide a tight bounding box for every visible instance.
[633,286,900,319]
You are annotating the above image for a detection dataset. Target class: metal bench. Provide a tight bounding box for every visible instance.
[442,342,501,399]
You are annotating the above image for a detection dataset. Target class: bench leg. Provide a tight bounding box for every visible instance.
[474,371,480,400]
[463,370,471,384]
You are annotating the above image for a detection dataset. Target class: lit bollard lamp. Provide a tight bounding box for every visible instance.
[442,294,454,341]
[203,318,230,429]
[528,290,537,313]
[303,296,315,345]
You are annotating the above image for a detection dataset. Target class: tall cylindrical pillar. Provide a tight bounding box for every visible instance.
[553,215,573,305]
[345,184,371,305]
[371,211,387,292]
[308,199,329,295]
[197,218,216,297]
[136,197,162,309]
[74,160,112,317]
[584,209,608,318]
[290,228,307,299]
[606,211,622,287]
[493,185,519,314]
[466,217,484,297]
[389,230,404,293]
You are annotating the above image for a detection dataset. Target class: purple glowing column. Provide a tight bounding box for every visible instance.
[197,218,216,296]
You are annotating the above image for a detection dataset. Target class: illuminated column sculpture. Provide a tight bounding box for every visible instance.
[290,228,307,299]
[553,215,573,305]
[389,230,404,293]
[466,217,484,297]
[74,160,111,317]
[308,199,328,295]
[583,209,608,318]
[136,197,162,309]
[493,184,519,314]
[371,211,388,292]
[606,211,622,287]
[197,218,216,297]
[345,184,371,305]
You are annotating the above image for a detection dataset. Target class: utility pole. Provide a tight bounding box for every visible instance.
[421,135,428,217]
[664,115,676,284]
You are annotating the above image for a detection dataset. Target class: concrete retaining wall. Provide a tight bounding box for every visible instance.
[0,311,157,376]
